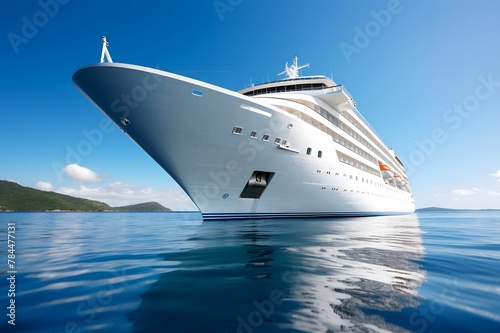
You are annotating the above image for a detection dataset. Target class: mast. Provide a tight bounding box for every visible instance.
[100,36,113,63]
[278,55,309,79]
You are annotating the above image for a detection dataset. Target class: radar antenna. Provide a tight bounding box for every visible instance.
[100,36,113,63]
[278,55,309,79]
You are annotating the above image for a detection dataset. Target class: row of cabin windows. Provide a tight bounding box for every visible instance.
[336,150,380,176]
[286,98,385,164]
[338,120,407,183]
[346,174,385,188]
[331,132,376,164]
[282,99,404,176]
[341,111,392,160]
[234,125,384,178]
[327,113,390,166]
[272,103,378,165]
[232,126,410,192]
[233,127,287,146]
[233,126,409,192]
[233,126,321,157]
[287,99,377,159]
[340,111,406,173]
[341,165,411,193]
[341,150,410,192]
[231,126,401,171]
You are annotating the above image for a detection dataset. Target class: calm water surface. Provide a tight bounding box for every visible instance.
[0,211,499,332]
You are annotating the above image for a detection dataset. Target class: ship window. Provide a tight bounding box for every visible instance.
[318,150,323,158]
[232,126,243,135]
[250,131,257,138]
[274,138,282,145]
[306,147,312,155]
[262,134,270,142]
[192,89,203,97]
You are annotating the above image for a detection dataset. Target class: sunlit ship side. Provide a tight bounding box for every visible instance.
[72,38,415,220]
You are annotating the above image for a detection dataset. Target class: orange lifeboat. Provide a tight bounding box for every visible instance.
[379,162,393,179]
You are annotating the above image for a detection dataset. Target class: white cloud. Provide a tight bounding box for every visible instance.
[35,181,54,191]
[450,188,481,196]
[63,164,101,184]
[56,181,197,211]
[491,170,500,183]
[487,190,500,196]
[491,170,500,177]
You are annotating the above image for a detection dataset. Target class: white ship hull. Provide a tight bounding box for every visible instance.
[73,62,415,220]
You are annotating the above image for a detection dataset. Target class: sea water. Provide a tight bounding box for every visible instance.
[0,211,499,332]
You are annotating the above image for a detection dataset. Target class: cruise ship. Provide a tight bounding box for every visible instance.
[72,37,415,220]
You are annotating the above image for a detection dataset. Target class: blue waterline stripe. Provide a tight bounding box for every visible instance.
[202,211,411,220]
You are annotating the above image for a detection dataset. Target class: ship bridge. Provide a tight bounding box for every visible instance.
[239,55,339,97]
[239,76,337,97]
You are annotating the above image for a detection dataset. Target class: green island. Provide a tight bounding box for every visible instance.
[0,180,171,212]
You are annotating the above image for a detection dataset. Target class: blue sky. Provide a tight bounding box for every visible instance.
[2,0,500,210]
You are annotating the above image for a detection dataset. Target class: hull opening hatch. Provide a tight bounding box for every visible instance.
[240,171,275,199]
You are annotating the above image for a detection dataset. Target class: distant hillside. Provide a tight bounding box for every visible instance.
[0,180,170,212]
[416,207,457,212]
[416,207,500,212]
[112,202,171,212]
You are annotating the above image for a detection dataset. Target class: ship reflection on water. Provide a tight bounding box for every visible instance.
[128,214,425,333]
